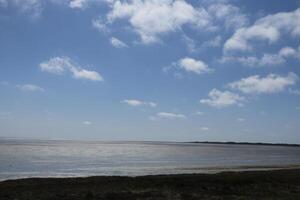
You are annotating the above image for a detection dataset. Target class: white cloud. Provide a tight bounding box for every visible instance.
[83,121,92,125]
[39,57,103,81]
[207,3,248,30]
[200,126,210,131]
[40,56,70,74]
[228,73,298,94]
[17,84,45,92]
[92,17,110,33]
[224,8,300,52]
[200,89,244,108]
[70,68,103,81]
[220,46,300,67]
[122,99,157,107]
[105,0,248,44]
[68,0,105,9]
[107,0,212,44]
[178,57,213,74]
[122,99,143,106]
[69,0,87,9]
[110,37,128,48]
[154,112,186,119]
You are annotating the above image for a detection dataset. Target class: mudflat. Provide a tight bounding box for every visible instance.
[0,168,300,200]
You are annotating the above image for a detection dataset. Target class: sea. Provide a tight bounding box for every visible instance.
[1,139,300,181]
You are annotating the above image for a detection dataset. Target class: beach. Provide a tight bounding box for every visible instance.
[1,168,300,200]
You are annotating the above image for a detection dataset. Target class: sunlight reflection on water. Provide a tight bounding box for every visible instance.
[1,139,300,180]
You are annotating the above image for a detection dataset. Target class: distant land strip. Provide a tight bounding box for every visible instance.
[188,141,300,147]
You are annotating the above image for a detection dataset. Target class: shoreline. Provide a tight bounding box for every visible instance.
[1,168,300,199]
[1,164,300,182]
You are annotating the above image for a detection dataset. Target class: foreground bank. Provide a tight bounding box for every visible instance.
[1,169,300,200]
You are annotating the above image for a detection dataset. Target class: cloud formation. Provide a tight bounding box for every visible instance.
[221,46,300,67]
[107,0,212,44]
[200,89,244,108]
[104,0,248,44]
[224,8,300,52]
[17,84,45,92]
[39,57,103,81]
[122,99,157,107]
[207,3,248,30]
[110,37,128,48]
[92,17,110,33]
[150,112,186,120]
[228,73,298,94]
[69,0,88,9]
[178,57,213,74]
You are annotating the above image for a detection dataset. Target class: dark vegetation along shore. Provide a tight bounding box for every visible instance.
[1,169,300,200]
[189,141,300,147]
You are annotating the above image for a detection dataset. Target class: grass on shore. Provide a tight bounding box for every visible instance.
[0,169,300,200]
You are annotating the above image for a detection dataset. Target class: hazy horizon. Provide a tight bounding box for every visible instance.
[1,0,300,143]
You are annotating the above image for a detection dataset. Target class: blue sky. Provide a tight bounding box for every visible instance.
[0,0,300,143]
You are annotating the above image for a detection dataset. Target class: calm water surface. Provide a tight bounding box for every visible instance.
[1,139,300,181]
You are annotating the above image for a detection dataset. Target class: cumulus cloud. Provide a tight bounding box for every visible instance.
[224,8,300,52]
[228,73,298,94]
[70,68,103,81]
[16,84,45,92]
[200,89,244,108]
[121,99,157,107]
[178,57,213,74]
[39,57,103,81]
[110,37,128,48]
[106,0,212,44]
[104,0,248,44]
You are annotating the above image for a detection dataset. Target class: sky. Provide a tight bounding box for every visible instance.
[0,0,300,143]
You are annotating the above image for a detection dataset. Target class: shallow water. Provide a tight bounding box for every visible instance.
[1,139,300,181]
